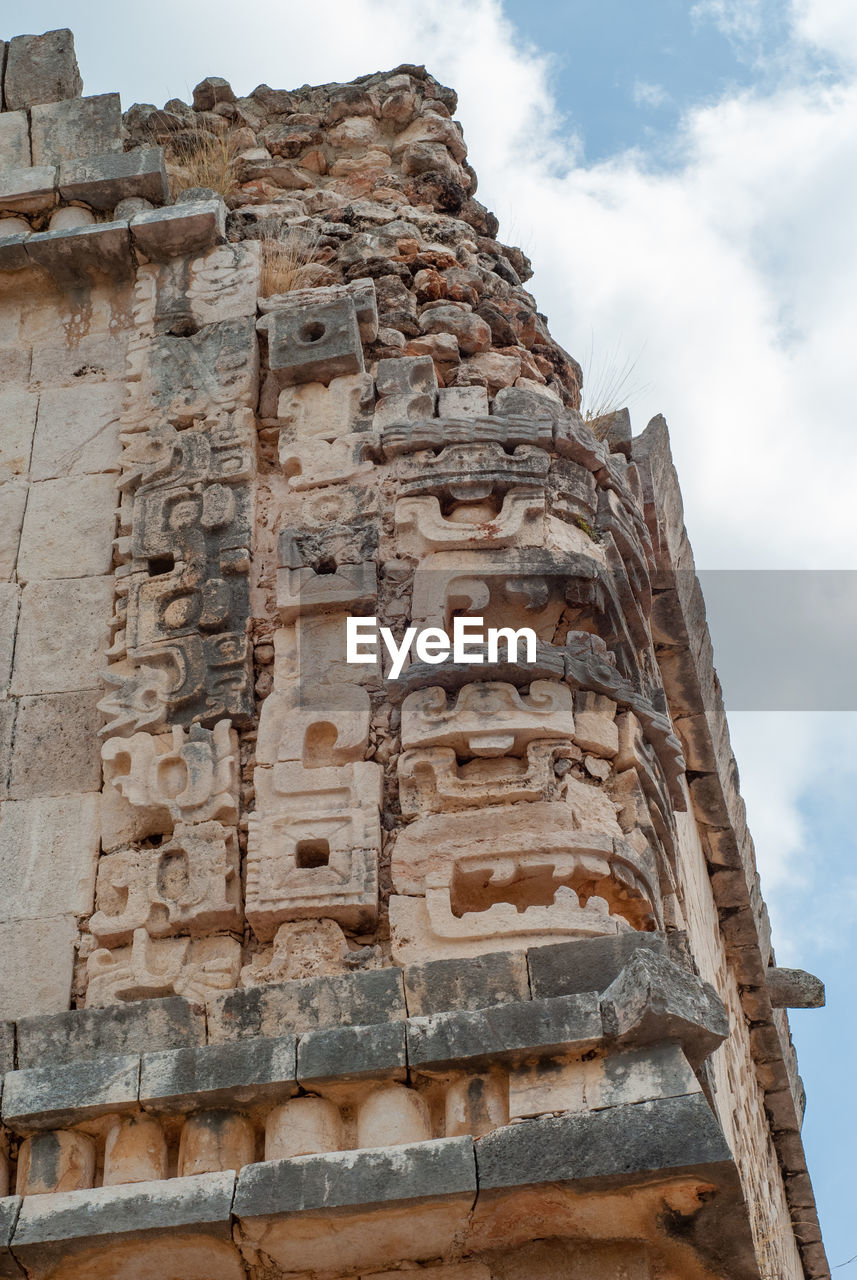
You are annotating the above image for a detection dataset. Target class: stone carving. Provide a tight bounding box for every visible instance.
[266,294,364,386]
[401,681,575,757]
[277,529,377,622]
[101,719,239,828]
[246,762,381,938]
[279,433,378,489]
[86,930,241,1006]
[257,683,370,767]
[277,372,375,439]
[380,414,554,458]
[373,355,437,426]
[398,739,576,814]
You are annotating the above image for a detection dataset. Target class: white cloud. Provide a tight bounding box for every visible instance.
[792,0,857,66]
[632,80,671,109]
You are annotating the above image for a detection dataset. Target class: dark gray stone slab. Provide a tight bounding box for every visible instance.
[0,167,57,216]
[11,1171,235,1257]
[130,200,227,261]
[16,996,205,1068]
[0,1196,24,1278]
[403,951,530,1017]
[267,294,363,387]
[600,948,728,1067]
[207,967,405,1043]
[767,967,825,1009]
[476,1093,732,1190]
[140,1035,296,1112]
[0,113,30,170]
[407,993,602,1070]
[0,1023,14,1073]
[25,221,133,284]
[30,94,122,167]
[2,1054,139,1131]
[0,235,29,273]
[234,1136,475,1219]
[58,148,169,210]
[527,933,668,1000]
[297,1021,406,1084]
[3,30,82,111]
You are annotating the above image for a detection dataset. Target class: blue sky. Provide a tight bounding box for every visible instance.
[13,0,857,1266]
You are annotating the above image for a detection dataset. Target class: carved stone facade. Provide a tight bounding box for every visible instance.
[0,27,828,1280]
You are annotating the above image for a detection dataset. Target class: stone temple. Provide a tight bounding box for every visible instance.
[0,26,829,1280]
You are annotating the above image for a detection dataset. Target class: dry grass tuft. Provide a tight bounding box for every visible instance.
[581,335,649,435]
[165,127,241,200]
[260,228,323,296]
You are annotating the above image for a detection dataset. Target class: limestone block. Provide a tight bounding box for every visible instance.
[463,351,521,390]
[573,690,619,758]
[267,295,363,387]
[0,703,13,797]
[16,1132,95,1196]
[129,317,258,426]
[89,821,241,946]
[0,1021,13,1073]
[297,1022,406,1085]
[277,549,377,622]
[402,681,573,758]
[0,917,78,1023]
[15,996,205,1068]
[206,967,406,1043]
[0,486,26,581]
[260,278,378,342]
[3,30,82,110]
[356,1085,432,1148]
[103,1114,168,1186]
[381,412,553,459]
[144,241,260,332]
[246,761,380,938]
[0,167,57,216]
[101,720,239,827]
[398,740,572,816]
[85,932,241,1008]
[445,1073,508,1138]
[373,355,437,426]
[0,392,37,486]
[277,372,374,440]
[0,232,29,273]
[256,683,370,767]
[48,207,95,232]
[403,951,529,1017]
[280,432,377,489]
[0,114,31,170]
[526,932,668,1000]
[437,385,489,417]
[30,331,128,389]
[0,346,30,390]
[7,691,102,799]
[24,221,133,285]
[507,1042,700,1121]
[264,1097,343,1160]
[766,966,825,1009]
[30,94,122,167]
[2,1055,140,1131]
[17,474,117,582]
[395,488,544,556]
[30,382,124,481]
[130,199,227,261]
[140,1036,296,1112]
[178,1110,256,1176]
[58,148,169,210]
[0,793,99,920]
[599,948,729,1066]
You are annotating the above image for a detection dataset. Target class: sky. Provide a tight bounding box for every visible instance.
[9,0,857,1265]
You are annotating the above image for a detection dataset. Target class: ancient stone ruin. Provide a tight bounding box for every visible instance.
[0,26,829,1280]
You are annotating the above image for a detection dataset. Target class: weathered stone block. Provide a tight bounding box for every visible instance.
[130,199,227,261]
[30,94,122,167]
[0,793,99,920]
[233,1136,476,1218]
[277,371,374,438]
[267,295,363,387]
[766,966,825,1009]
[3,30,82,110]
[600,947,728,1066]
[25,221,133,284]
[407,993,602,1069]
[16,996,205,1069]
[0,348,30,391]
[102,1114,168,1186]
[0,1196,23,1279]
[16,1130,96,1196]
[437,385,489,417]
[527,932,668,1000]
[403,951,530,1017]
[475,1093,732,1190]
[29,331,128,389]
[7,691,102,799]
[16,474,117,582]
[0,167,57,216]
[0,486,26,582]
[0,114,30,171]
[30,382,124,481]
[508,1042,700,1120]
[2,1054,140,1131]
[207,967,405,1043]
[10,576,113,694]
[0,1022,14,1073]
[0,392,37,486]
[297,1021,406,1084]
[140,1036,297,1112]
[0,918,78,1024]
[133,317,258,426]
[58,148,169,210]
[373,355,437,426]
[0,233,29,273]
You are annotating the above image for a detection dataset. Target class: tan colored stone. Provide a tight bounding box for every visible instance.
[0,582,20,693]
[0,480,27,580]
[103,1114,169,1186]
[101,720,239,828]
[256,682,370,767]
[401,681,573,758]
[17,1130,97,1196]
[8,690,103,799]
[0,915,78,1021]
[356,1085,432,1148]
[178,1109,256,1176]
[265,1096,344,1159]
[29,382,124,481]
[444,1073,508,1138]
[241,918,360,985]
[17,473,117,582]
[277,372,374,438]
[279,432,377,489]
[0,390,38,484]
[0,793,100,919]
[86,931,241,1007]
[573,691,619,758]
[11,575,113,694]
[462,351,522,389]
[395,489,544,556]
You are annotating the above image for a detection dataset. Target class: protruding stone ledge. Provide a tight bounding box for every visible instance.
[130,198,227,261]
[0,168,57,216]
[2,1055,140,1132]
[140,1036,297,1113]
[25,220,133,283]
[407,993,603,1071]
[403,950,530,1016]
[57,147,168,209]
[0,1198,23,1280]
[15,996,205,1069]
[527,931,668,1000]
[296,1021,407,1085]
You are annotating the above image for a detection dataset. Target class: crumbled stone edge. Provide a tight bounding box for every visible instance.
[634,415,829,1280]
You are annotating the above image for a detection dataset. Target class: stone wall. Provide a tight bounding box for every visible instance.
[0,27,827,1280]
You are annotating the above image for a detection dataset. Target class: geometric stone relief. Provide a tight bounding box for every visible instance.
[101,719,239,827]
[86,930,241,1007]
